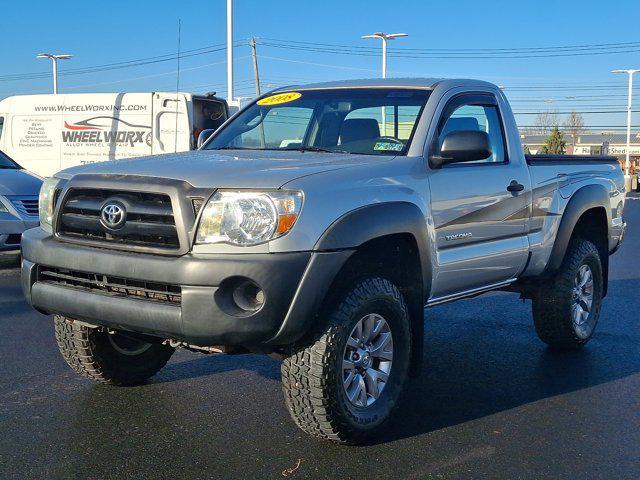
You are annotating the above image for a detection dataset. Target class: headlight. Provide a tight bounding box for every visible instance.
[0,197,9,213]
[39,177,61,233]
[196,190,303,246]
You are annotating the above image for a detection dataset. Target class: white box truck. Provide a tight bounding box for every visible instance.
[0,92,229,177]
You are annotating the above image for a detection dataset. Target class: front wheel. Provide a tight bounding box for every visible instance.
[281,277,411,443]
[54,316,175,386]
[532,238,604,349]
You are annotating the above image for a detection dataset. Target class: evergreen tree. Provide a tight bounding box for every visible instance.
[539,126,566,154]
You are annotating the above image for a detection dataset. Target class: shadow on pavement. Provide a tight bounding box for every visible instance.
[157,352,281,382]
[83,275,638,447]
[372,277,640,444]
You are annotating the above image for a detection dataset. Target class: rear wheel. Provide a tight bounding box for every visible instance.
[54,315,175,386]
[532,238,603,349]
[281,277,411,443]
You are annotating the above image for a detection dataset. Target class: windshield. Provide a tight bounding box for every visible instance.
[0,151,20,169]
[205,88,430,155]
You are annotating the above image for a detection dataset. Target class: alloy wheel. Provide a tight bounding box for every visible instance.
[342,313,393,407]
[572,264,594,330]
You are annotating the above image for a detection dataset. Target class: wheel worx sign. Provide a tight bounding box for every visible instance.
[62,116,152,147]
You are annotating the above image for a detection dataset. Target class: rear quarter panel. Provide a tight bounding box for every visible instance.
[522,161,625,276]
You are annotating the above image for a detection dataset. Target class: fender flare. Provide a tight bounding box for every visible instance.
[315,201,431,375]
[545,184,611,274]
[314,201,432,302]
[267,202,432,353]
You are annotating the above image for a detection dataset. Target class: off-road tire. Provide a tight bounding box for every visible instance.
[532,238,603,349]
[54,315,175,386]
[281,277,411,443]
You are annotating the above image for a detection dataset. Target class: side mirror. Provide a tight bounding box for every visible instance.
[197,129,216,149]
[431,130,492,168]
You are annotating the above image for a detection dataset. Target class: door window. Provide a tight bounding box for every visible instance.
[437,99,506,164]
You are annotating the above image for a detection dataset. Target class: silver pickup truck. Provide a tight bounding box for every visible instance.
[21,78,627,443]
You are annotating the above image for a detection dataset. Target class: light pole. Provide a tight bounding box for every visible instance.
[36,53,73,94]
[611,68,639,182]
[226,0,235,106]
[362,32,408,79]
[362,32,408,135]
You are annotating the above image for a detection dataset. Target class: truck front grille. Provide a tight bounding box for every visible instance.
[57,188,179,250]
[39,266,182,305]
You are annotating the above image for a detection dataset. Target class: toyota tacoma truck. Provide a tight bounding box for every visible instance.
[21,78,627,443]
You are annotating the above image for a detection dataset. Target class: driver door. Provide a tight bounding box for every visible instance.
[428,93,529,299]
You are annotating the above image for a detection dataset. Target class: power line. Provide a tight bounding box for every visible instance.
[0,42,247,82]
[256,39,640,59]
[257,54,380,73]
[518,126,640,129]
[258,37,640,53]
[62,58,242,91]
[514,110,640,115]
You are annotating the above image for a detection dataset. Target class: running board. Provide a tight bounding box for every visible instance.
[426,278,517,307]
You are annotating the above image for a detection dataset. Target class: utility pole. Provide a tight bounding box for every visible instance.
[612,68,639,188]
[361,32,408,135]
[250,37,265,147]
[36,53,73,94]
[226,0,234,105]
[250,37,261,97]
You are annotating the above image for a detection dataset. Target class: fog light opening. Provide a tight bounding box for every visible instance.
[232,280,265,313]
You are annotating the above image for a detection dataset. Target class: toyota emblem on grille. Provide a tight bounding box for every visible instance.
[100,202,126,229]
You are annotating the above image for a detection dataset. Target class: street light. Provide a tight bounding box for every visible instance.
[362,32,408,135]
[226,0,235,105]
[36,53,73,94]
[361,32,408,78]
[611,68,639,183]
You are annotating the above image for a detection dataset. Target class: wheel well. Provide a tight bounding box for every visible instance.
[570,207,609,296]
[326,233,425,376]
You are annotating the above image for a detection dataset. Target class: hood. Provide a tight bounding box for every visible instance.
[0,169,43,196]
[56,150,394,189]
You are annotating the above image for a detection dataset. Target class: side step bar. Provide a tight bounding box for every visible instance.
[426,278,517,307]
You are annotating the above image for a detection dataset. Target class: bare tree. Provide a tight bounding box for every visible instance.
[533,111,559,135]
[563,111,585,145]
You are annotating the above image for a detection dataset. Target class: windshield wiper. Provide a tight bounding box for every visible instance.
[213,146,352,154]
[280,146,352,154]
[214,146,261,150]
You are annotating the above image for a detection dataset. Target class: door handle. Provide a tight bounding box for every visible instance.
[507,180,525,192]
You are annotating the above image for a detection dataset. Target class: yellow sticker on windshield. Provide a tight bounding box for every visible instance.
[257,92,302,106]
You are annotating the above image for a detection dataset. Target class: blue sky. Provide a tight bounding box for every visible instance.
[1,0,639,130]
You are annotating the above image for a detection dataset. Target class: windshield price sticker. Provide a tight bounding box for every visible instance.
[257,92,302,106]
[374,142,404,152]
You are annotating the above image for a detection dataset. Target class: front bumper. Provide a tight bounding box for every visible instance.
[21,228,352,347]
[0,214,39,251]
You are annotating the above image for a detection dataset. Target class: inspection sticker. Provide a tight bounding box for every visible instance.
[257,92,302,106]
[374,142,404,152]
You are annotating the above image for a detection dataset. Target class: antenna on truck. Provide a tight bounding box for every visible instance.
[174,18,182,153]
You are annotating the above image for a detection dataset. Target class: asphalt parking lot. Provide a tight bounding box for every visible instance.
[1,195,639,480]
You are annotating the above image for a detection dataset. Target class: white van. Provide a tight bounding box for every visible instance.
[0,92,229,177]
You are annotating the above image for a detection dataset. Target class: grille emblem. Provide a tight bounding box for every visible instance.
[101,202,126,229]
